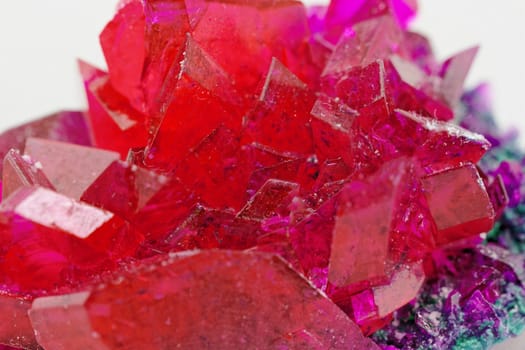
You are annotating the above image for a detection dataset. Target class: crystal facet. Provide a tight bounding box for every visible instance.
[29,250,378,350]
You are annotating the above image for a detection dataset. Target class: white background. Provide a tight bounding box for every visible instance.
[0,1,524,349]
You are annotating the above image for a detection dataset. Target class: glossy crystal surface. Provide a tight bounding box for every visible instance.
[0,0,521,349]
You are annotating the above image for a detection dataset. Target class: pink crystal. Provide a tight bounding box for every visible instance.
[421,163,495,245]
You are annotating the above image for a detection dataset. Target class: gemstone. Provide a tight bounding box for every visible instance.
[2,150,54,199]
[0,0,520,348]
[143,37,241,171]
[79,60,148,158]
[439,46,479,107]
[0,296,36,350]
[165,205,262,251]
[0,111,91,176]
[421,163,495,245]
[29,250,379,350]
[24,138,120,200]
[99,0,146,109]
[243,58,315,156]
[0,187,143,292]
[238,179,299,221]
[328,159,407,289]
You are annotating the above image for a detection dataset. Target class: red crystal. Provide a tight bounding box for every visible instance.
[99,0,146,109]
[23,138,120,200]
[79,61,148,158]
[329,161,403,288]
[166,205,262,251]
[29,250,379,350]
[421,163,495,245]
[439,46,479,107]
[356,261,424,334]
[238,179,299,221]
[0,111,91,176]
[0,296,36,350]
[188,1,316,92]
[0,0,502,348]
[0,187,143,291]
[2,150,54,199]
[144,37,242,171]
[243,58,315,156]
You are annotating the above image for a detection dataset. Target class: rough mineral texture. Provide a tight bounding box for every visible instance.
[0,0,523,349]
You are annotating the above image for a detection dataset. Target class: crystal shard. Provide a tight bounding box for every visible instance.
[238,179,299,221]
[29,250,378,350]
[243,58,315,156]
[323,15,404,75]
[24,138,120,200]
[348,261,425,335]
[439,46,479,107]
[166,206,261,251]
[78,160,196,242]
[289,194,337,284]
[2,150,54,199]
[421,163,495,245]
[142,0,190,117]
[393,109,491,172]
[372,262,425,318]
[80,160,142,220]
[0,295,37,350]
[328,169,399,287]
[190,1,315,92]
[99,0,146,108]
[0,111,91,175]
[174,126,253,210]
[328,158,431,289]
[0,187,143,291]
[144,36,241,171]
[79,61,149,157]
[132,176,197,241]
[310,95,356,165]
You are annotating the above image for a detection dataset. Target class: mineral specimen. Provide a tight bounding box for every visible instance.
[0,0,523,349]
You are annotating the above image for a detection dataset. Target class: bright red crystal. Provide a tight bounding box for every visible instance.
[0,187,143,291]
[243,58,315,156]
[324,0,417,44]
[166,205,262,251]
[144,37,242,171]
[76,159,197,242]
[29,250,379,350]
[189,1,317,92]
[239,179,299,221]
[99,0,146,108]
[79,61,148,158]
[0,0,502,348]
[439,46,479,107]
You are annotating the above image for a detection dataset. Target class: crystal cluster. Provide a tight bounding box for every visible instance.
[0,0,523,349]
[373,84,525,350]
